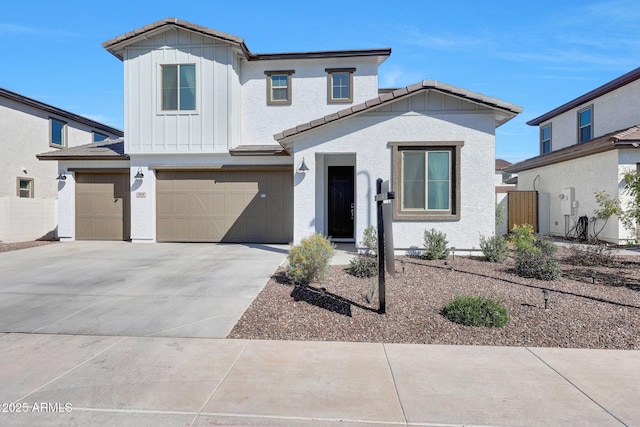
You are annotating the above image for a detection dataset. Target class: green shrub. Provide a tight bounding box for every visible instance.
[360,226,378,255]
[509,223,536,251]
[443,295,509,327]
[566,243,616,267]
[286,234,335,285]
[423,228,450,260]
[346,254,377,278]
[479,234,508,263]
[515,238,561,281]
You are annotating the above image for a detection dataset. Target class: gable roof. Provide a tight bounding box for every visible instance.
[504,125,640,173]
[527,66,640,126]
[103,18,390,64]
[36,139,129,161]
[1,87,123,136]
[495,159,512,171]
[275,79,522,143]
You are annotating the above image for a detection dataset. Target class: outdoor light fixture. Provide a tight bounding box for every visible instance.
[632,142,639,148]
[134,168,144,179]
[297,158,309,173]
[542,289,550,309]
[56,171,67,181]
[451,246,456,261]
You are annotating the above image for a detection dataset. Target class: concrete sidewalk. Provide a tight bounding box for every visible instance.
[1,333,638,426]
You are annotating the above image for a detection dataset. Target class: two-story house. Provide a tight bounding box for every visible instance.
[0,88,123,243]
[505,66,640,243]
[39,18,521,250]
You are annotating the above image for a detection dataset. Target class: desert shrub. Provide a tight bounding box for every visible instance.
[515,238,561,281]
[286,234,335,285]
[566,243,616,267]
[509,223,536,251]
[423,228,450,260]
[442,295,509,327]
[346,255,377,278]
[479,234,508,263]
[360,226,378,255]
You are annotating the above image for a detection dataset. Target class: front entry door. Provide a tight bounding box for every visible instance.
[328,166,354,238]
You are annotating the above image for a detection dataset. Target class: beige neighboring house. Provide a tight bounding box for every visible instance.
[37,18,521,251]
[0,88,123,242]
[505,66,640,243]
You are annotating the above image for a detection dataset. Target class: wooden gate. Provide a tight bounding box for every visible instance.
[508,191,538,232]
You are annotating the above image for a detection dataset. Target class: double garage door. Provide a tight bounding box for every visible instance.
[156,169,293,243]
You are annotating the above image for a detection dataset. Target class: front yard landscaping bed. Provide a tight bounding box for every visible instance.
[228,248,640,349]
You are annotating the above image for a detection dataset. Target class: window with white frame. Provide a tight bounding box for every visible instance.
[161,64,196,111]
[17,178,33,198]
[541,124,552,153]
[93,131,108,143]
[578,106,592,143]
[50,118,66,148]
[326,68,354,103]
[390,141,463,220]
[265,70,294,105]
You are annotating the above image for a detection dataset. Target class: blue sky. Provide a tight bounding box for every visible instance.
[2,0,639,163]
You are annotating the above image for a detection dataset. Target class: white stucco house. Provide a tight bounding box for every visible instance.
[38,18,521,250]
[505,66,640,243]
[0,88,123,242]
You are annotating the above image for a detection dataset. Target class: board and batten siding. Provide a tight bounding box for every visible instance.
[123,28,241,154]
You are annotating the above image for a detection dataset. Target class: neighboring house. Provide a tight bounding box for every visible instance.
[38,18,521,250]
[0,88,123,242]
[505,66,640,243]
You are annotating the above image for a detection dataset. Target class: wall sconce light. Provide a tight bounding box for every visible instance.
[134,168,144,180]
[632,142,639,148]
[297,158,309,173]
[56,171,67,181]
[558,194,565,199]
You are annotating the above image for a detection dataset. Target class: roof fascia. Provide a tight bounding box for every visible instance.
[1,88,123,136]
[527,66,640,126]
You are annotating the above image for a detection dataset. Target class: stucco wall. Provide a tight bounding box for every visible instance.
[515,149,637,243]
[290,107,497,251]
[240,57,380,145]
[540,78,640,152]
[1,95,122,242]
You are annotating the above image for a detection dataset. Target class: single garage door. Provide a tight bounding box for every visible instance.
[76,172,130,241]
[156,169,293,243]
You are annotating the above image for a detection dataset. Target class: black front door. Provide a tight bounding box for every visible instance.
[328,166,354,238]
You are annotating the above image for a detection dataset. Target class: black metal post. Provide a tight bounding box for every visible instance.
[376,178,385,314]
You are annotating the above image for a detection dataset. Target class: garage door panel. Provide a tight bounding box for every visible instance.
[156,169,292,243]
[76,173,129,241]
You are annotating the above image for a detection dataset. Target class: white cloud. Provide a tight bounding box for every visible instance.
[0,23,75,37]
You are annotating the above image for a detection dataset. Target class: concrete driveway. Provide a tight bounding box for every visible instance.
[0,241,288,338]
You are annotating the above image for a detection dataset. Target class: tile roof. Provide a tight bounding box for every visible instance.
[274,79,523,142]
[504,125,640,173]
[103,18,391,64]
[495,159,512,171]
[527,66,640,126]
[1,87,123,136]
[36,139,129,161]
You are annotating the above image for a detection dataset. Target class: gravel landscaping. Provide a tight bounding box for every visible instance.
[228,247,640,349]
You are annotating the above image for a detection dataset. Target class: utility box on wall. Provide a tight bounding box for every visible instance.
[560,187,574,216]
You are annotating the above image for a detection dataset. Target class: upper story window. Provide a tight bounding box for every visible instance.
[161,64,196,111]
[50,118,66,148]
[390,141,463,221]
[326,68,355,103]
[17,178,33,198]
[265,70,294,105]
[541,124,552,154]
[93,131,108,143]
[578,106,593,143]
